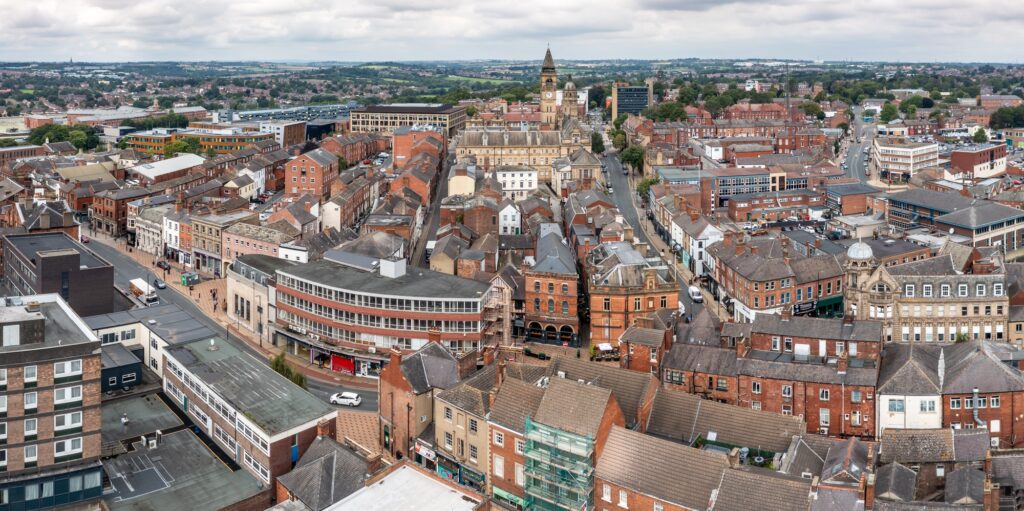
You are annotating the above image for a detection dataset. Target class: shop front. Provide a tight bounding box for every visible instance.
[274,328,387,379]
[493,487,526,510]
[414,439,438,472]
[815,295,844,318]
[433,450,486,492]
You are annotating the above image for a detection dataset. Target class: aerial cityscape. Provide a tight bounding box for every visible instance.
[7,2,1024,511]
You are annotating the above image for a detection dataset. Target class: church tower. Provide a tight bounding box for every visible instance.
[540,47,558,128]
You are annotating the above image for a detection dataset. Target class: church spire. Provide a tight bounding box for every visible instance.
[542,47,555,72]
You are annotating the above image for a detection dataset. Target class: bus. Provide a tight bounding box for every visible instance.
[129,278,159,306]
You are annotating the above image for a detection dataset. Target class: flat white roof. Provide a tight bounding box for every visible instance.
[131,153,206,180]
[326,465,479,511]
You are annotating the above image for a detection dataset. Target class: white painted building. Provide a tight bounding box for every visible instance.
[492,165,537,201]
[498,201,521,235]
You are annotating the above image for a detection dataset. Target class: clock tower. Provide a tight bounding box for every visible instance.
[540,47,558,128]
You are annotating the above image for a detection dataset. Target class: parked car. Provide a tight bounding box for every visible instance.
[156,260,171,271]
[688,285,704,303]
[153,279,167,290]
[330,392,362,407]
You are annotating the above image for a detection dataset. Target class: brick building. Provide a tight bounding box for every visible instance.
[350,103,467,138]
[524,232,580,346]
[3,232,115,316]
[586,241,678,347]
[726,189,824,222]
[378,344,460,461]
[950,144,1008,181]
[91,188,152,237]
[825,183,882,216]
[391,125,445,172]
[162,336,337,485]
[285,148,339,200]
[0,294,105,509]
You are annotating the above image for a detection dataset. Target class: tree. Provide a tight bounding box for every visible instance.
[816,110,826,121]
[879,103,899,123]
[591,132,605,154]
[612,133,626,151]
[0,139,18,148]
[973,129,989,143]
[466,106,478,118]
[337,156,349,169]
[157,96,175,109]
[613,113,628,131]
[636,176,659,198]
[620,145,645,171]
[132,97,152,108]
[837,122,850,133]
[164,140,191,158]
[269,353,307,388]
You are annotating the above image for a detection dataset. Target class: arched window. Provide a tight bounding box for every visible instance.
[547,299,554,313]
[562,301,569,315]
[561,283,569,294]
[533,281,540,292]
[548,282,555,294]
[534,298,540,311]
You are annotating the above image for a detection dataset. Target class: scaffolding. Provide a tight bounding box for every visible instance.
[523,417,594,511]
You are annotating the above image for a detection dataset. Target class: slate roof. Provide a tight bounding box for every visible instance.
[874,462,917,503]
[779,434,834,478]
[618,326,664,347]
[710,468,812,511]
[401,342,459,394]
[876,344,942,395]
[991,452,1024,489]
[533,377,614,437]
[821,437,871,485]
[936,201,1024,229]
[548,356,656,428]
[879,429,956,464]
[531,232,576,275]
[662,344,741,376]
[752,314,883,343]
[437,362,547,418]
[645,389,804,453]
[945,467,986,505]
[884,188,976,214]
[275,437,369,511]
[596,426,729,511]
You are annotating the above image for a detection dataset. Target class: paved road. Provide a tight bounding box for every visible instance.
[599,153,707,322]
[86,239,379,412]
[411,153,454,267]
[842,108,875,184]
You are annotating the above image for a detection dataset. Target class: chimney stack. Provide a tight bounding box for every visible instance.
[862,473,876,511]
[388,348,402,368]
[496,358,506,389]
[727,447,740,469]
[736,338,750,358]
[837,350,849,375]
[781,306,792,321]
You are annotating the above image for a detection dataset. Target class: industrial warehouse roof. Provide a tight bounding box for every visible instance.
[277,259,490,299]
[131,153,206,181]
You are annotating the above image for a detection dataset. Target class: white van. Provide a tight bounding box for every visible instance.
[688,286,704,303]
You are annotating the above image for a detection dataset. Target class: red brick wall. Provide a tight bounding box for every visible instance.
[378,353,417,459]
[737,376,875,437]
[942,392,1024,448]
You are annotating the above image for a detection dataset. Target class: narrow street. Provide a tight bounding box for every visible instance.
[600,153,719,323]
[84,234,379,412]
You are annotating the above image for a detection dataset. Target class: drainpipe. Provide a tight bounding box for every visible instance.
[973,388,987,429]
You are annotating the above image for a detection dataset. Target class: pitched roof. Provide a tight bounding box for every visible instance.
[821,438,871,485]
[488,377,545,433]
[874,462,917,503]
[533,377,614,437]
[596,426,729,510]
[752,314,882,343]
[275,437,369,511]
[879,429,955,464]
[945,467,986,505]
[618,325,664,347]
[779,434,834,478]
[646,389,805,453]
[531,232,576,275]
[547,356,656,428]
[400,343,459,394]
[710,468,813,511]
[876,343,942,395]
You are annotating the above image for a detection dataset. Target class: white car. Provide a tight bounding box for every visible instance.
[330,392,362,407]
[688,285,704,303]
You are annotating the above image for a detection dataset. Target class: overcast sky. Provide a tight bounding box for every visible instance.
[1,0,1021,63]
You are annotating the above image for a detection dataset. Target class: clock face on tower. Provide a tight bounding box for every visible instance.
[545,92,553,98]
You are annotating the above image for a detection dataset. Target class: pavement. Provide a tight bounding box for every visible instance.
[601,153,722,323]
[410,152,454,268]
[82,226,379,413]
